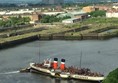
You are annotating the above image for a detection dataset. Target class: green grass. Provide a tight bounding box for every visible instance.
[83,17,118,24]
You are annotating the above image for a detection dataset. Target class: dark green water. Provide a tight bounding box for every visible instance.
[0,38,118,83]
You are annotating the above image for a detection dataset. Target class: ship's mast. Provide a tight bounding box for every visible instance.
[80,51,82,68]
[38,43,40,63]
[39,50,40,63]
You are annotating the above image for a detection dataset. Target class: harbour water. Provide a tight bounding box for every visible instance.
[0,38,118,83]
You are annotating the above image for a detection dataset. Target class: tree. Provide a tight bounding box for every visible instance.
[89,10,106,17]
[23,17,30,23]
[0,20,5,26]
[40,15,71,23]
[0,17,31,27]
[102,68,118,83]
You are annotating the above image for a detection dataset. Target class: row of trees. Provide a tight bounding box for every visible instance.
[40,15,71,23]
[0,16,30,27]
[89,10,106,17]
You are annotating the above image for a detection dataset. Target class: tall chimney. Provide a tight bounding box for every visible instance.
[60,59,65,70]
[53,58,58,69]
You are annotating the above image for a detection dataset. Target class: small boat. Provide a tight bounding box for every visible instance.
[29,58,105,81]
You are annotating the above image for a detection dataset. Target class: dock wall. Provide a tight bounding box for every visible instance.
[0,35,38,49]
[0,34,118,49]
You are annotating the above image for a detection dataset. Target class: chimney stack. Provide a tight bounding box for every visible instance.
[53,58,58,69]
[60,59,65,70]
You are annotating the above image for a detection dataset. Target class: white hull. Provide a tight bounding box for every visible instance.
[71,74,104,81]
[50,72,70,78]
[30,63,51,74]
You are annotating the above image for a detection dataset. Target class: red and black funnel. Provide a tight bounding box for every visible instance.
[53,58,58,69]
[60,59,65,70]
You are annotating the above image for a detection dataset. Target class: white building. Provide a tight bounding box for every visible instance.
[106,12,118,18]
[0,10,34,15]
[112,6,118,9]
[42,12,64,15]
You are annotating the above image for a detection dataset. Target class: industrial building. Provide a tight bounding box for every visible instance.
[62,18,81,24]
[61,10,88,24]
[57,10,88,19]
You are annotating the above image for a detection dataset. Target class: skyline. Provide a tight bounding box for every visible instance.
[0,0,41,3]
[0,0,118,4]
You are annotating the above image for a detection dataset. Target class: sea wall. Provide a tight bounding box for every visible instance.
[38,33,118,40]
[0,35,38,49]
[0,33,118,49]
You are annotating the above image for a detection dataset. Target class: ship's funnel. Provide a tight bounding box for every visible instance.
[60,59,65,70]
[53,58,58,69]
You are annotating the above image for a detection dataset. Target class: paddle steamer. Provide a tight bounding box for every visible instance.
[28,58,104,81]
